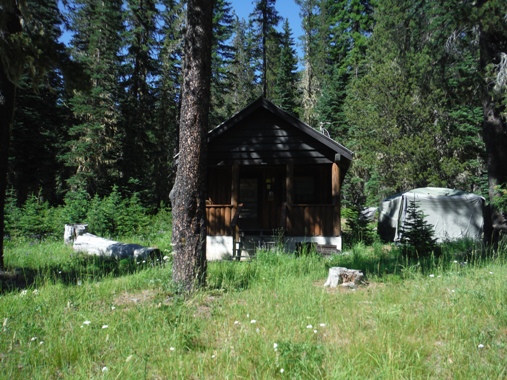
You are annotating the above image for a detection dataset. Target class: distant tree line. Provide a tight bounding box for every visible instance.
[1,0,506,252]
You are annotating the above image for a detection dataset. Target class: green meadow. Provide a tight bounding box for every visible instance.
[1,238,507,379]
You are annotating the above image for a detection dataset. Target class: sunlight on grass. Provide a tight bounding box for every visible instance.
[1,239,507,378]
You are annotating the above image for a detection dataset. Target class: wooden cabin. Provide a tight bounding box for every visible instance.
[206,97,353,260]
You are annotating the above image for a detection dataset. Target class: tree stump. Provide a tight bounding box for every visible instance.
[324,267,365,289]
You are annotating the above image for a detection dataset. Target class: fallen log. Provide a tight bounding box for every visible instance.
[324,267,365,289]
[73,233,162,260]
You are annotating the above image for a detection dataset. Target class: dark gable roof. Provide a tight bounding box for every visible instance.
[208,97,353,166]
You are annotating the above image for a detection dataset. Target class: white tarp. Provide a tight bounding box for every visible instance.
[378,187,485,243]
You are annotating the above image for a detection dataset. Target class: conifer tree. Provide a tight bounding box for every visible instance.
[400,199,437,257]
[66,0,125,196]
[209,0,236,127]
[120,0,160,201]
[250,0,281,97]
[271,19,300,116]
[171,0,213,291]
[228,17,260,110]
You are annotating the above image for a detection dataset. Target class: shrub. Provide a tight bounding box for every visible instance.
[400,199,437,258]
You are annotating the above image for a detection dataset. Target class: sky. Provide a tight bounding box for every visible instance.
[230,0,304,57]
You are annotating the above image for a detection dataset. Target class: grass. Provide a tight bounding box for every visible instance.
[1,238,507,379]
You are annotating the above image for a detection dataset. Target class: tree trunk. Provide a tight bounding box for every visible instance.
[0,2,23,271]
[170,0,213,292]
[479,21,507,243]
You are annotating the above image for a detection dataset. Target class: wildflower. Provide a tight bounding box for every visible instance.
[111,306,116,310]
[83,320,91,325]
[273,343,278,351]
[306,324,312,329]
[33,289,39,295]
[429,274,435,278]
[170,347,175,351]
[102,325,108,329]
[102,367,108,372]
[256,328,260,333]
[39,341,44,345]
[489,272,493,275]
[250,320,256,324]
[212,354,216,359]
[234,321,239,325]
[453,260,458,263]
[478,344,484,349]
[163,256,170,261]
[319,323,326,327]
[20,290,28,297]
[314,330,318,333]
[280,368,284,373]
[31,337,37,341]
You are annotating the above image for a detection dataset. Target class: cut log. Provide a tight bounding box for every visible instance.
[324,267,365,289]
[72,233,161,260]
[64,224,88,245]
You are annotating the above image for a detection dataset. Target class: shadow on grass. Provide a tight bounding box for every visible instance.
[0,253,168,294]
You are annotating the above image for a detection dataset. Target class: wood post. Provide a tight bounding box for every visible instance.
[231,163,239,257]
[332,162,341,236]
[286,161,294,233]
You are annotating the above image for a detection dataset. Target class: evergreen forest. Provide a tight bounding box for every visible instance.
[1,0,507,239]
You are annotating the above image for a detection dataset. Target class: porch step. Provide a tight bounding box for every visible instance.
[315,244,340,256]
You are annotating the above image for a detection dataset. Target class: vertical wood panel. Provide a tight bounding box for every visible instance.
[332,163,341,236]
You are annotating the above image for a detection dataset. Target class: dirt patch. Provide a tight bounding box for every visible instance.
[113,289,159,306]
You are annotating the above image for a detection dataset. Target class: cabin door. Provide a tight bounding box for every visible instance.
[238,166,285,231]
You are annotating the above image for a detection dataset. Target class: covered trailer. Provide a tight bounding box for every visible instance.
[378,187,485,243]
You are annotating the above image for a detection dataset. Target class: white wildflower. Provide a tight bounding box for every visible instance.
[273,343,278,351]
[83,320,91,325]
[478,344,484,349]
[250,320,256,324]
[314,330,318,333]
[306,324,312,329]
[319,323,326,327]
[429,274,435,278]
[31,337,37,341]
[102,325,108,329]
[170,347,175,351]
[102,367,108,372]
[234,321,239,325]
[280,368,284,373]
[20,290,28,297]
[39,341,44,345]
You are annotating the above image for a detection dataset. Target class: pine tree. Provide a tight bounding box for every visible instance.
[250,0,281,98]
[271,19,300,116]
[400,199,437,257]
[120,0,160,202]
[209,0,236,127]
[228,17,260,111]
[171,0,213,291]
[66,0,125,196]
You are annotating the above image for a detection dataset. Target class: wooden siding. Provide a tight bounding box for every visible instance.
[206,205,233,236]
[287,204,334,236]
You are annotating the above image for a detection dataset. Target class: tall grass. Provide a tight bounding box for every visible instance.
[1,239,507,379]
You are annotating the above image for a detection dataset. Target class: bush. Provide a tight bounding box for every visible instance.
[400,199,438,258]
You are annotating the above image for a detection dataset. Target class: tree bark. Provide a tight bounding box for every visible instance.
[478,17,507,243]
[170,0,213,291]
[0,2,23,271]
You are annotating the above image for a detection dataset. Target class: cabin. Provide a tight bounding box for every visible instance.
[206,97,353,260]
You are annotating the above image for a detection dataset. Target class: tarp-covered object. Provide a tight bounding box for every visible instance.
[378,188,485,243]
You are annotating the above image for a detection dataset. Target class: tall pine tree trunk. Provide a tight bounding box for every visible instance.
[170,0,213,291]
[0,1,23,270]
[479,25,507,242]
